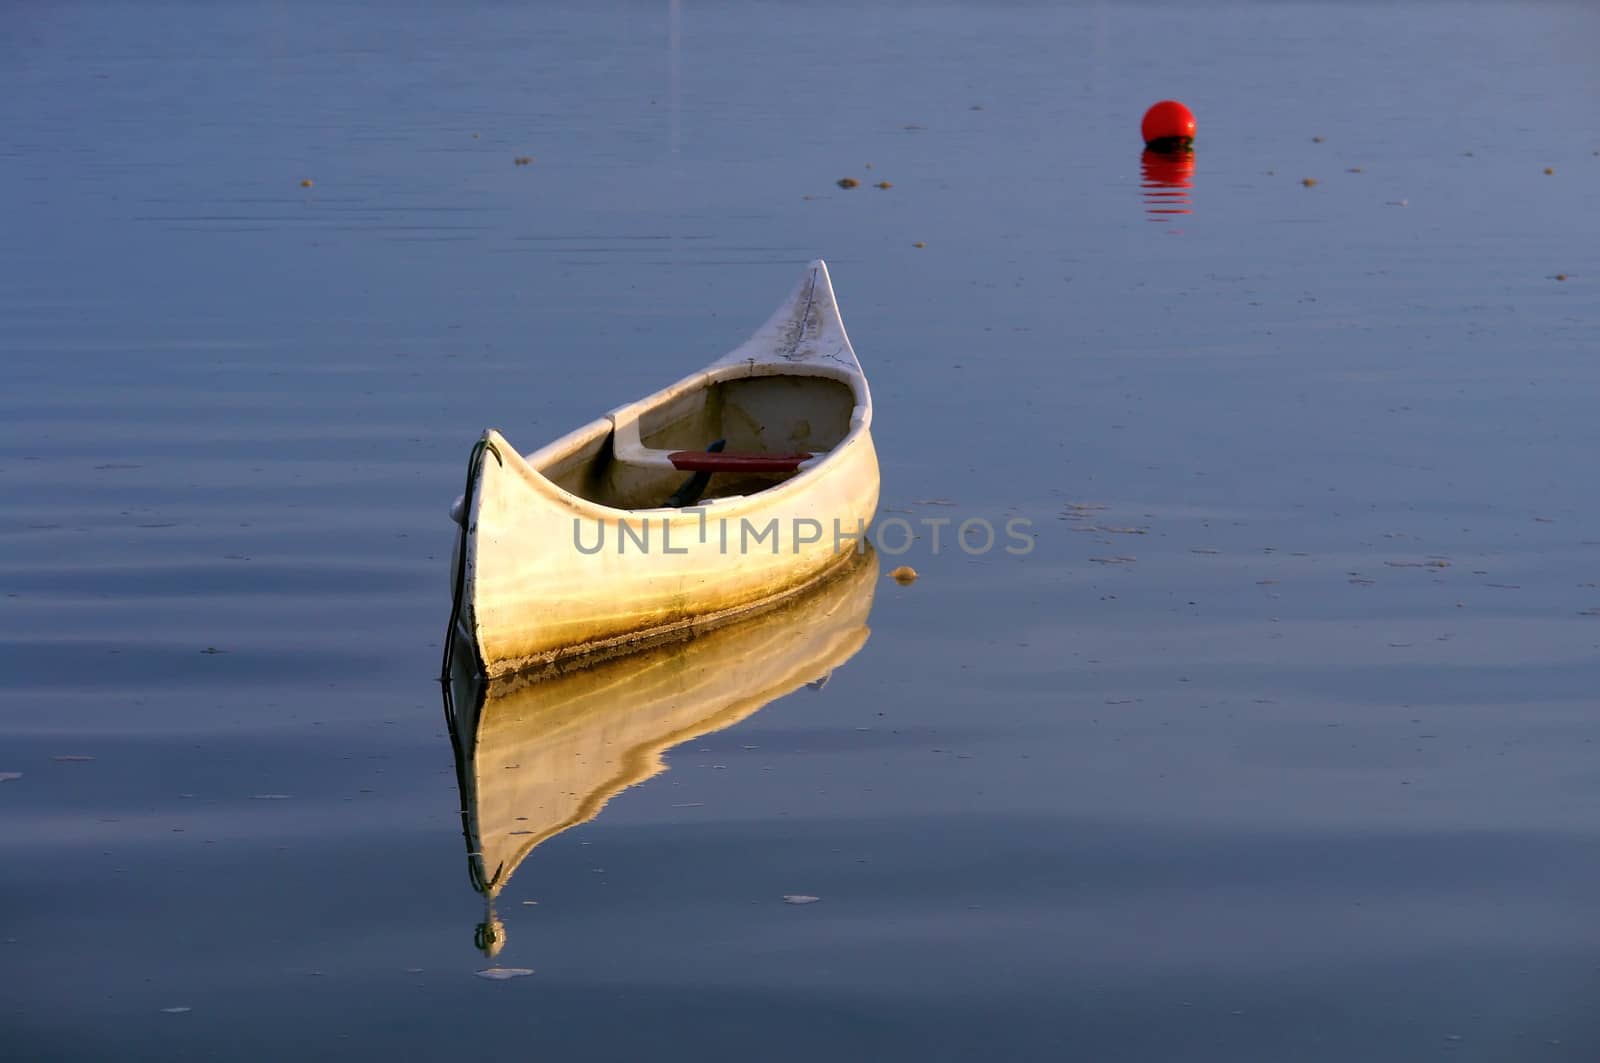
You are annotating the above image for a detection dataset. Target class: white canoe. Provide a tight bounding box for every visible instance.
[445,259,879,678]
[442,549,878,955]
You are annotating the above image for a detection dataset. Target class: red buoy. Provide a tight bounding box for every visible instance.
[1141,100,1196,150]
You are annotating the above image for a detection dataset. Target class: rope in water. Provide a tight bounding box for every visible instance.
[439,437,501,682]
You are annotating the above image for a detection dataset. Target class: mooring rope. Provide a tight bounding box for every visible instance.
[439,437,501,682]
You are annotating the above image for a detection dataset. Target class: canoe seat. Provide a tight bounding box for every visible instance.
[667,451,812,473]
[610,415,817,473]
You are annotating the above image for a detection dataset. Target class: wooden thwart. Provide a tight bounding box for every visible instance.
[668,451,812,473]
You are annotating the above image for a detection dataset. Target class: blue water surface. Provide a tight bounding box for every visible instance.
[3,2,1599,1059]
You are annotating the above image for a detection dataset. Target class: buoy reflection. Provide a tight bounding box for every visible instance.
[1141,148,1194,222]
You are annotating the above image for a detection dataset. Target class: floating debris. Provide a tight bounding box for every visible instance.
[874,181,892,190]
[200,647,226,655]
[160,1006,192,1014]
[513,156,533,166]
[1347,166,1364,173]
[1384,559,1450,568]
[1089,556,1137,565]
[889,566,918,585]
[1312,135,1325,143]
[251,793,292,800]
[782,894,821,905]
[475,967,534,980]
[836,177,859,189]
[52,755,94,763]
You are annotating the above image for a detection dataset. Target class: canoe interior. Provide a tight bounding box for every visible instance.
[539,373,857,510]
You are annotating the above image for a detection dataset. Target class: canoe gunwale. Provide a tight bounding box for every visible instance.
[494,359,871,522]
[471,257,871,522]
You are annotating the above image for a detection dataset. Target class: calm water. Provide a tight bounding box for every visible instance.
[5,1,1600,1059]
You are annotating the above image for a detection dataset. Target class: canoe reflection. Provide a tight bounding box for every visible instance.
[1141,148,1194,221]
[441,550,879,955]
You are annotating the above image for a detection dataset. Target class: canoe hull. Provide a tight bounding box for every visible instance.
[465,425,878,676]
[451,259,879,678]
